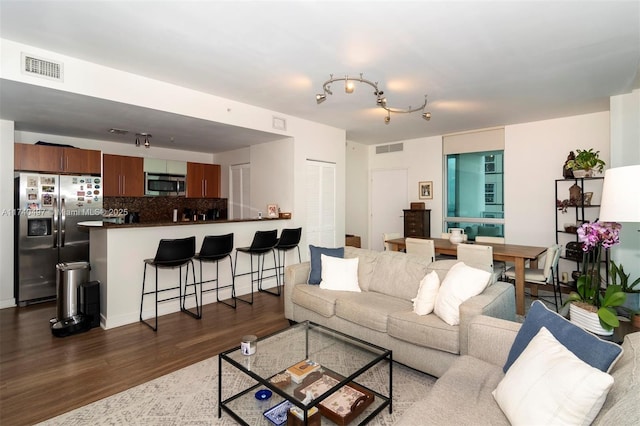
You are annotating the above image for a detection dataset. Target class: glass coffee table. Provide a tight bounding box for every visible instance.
[219,321,392,425]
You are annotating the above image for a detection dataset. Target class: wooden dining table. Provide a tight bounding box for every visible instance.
[385,237,548,316]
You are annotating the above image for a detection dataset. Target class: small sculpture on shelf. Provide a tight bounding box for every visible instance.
[563,151,575,178]
[569,183,582,206]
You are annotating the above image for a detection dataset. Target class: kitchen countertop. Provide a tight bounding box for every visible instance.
[80,217,289,229]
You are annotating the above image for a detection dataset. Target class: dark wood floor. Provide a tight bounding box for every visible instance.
[0,292,290,426]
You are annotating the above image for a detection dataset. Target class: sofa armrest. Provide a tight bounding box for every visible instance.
[458,281,516,355]
[284,261,311,320]
[466,315,521,367]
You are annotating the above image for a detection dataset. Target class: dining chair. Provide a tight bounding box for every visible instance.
[456,243,496,282]
[475,236,507,279]
[405,238,435,262]
[383,232,403,251]
[504,244,563,311]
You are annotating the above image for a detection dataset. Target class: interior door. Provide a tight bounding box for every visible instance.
[371,169,408,251]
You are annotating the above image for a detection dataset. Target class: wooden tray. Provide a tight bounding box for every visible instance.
[294,370,374,426]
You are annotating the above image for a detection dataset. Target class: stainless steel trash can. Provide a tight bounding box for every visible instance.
[55,261,90,323]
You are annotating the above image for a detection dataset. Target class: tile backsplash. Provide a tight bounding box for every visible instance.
[103,197,227,223]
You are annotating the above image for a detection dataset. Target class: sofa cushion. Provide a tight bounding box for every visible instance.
[344,246,379,291]
[413,271,440,315]
[426,259,461,283]
[434,262,491,326]
[592,331,640,424]
[493,327,614,426]
[319,254,361,292]
[308,245,344,284]
[503,300,623,373]
[291,284,340,317]
[388,310,460,354]
[335,292,412,333]
[396,355,508,425]
[368,251,431,301]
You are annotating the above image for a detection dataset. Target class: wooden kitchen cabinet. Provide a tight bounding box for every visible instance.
[14,143,101,174]
[403,209,431,238]
[103,154,144,196]
[186,162,220,198]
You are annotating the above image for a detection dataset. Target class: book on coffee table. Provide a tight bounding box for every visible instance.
[286,359,321,383]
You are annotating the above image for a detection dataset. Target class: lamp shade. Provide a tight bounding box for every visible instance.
[598,165,640,222]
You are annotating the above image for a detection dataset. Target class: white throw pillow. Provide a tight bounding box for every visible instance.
[412,271,440,315]
[434,261,490,325]
[319,254,361,292]
[493,327,614,426]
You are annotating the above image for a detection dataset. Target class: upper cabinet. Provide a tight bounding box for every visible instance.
[15,143,101,175]
[143,158,187,175]
[186,162,220,198]
[103,154,144,197]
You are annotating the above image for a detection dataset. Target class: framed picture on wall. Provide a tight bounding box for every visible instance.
[267,204,279,217]
[418,181,433,200]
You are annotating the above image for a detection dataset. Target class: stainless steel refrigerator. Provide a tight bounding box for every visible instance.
[14,172,102,306]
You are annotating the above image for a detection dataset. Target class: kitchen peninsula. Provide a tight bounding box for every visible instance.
[85,217,292,329]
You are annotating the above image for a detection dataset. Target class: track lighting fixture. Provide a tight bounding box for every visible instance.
[135,132,152,148]
[315,73,431,124]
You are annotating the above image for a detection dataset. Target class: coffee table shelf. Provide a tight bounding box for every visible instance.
[219,321,393,425]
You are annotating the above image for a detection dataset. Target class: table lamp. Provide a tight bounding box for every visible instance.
[598,165,640,222]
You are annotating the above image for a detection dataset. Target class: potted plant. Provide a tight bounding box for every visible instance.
[610,260,640,311]
[564,221,627,335]
[565,148,606,177]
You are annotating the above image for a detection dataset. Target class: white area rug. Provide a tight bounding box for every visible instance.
[38,356,434,425]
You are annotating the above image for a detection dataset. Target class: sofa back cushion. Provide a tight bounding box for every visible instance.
[368,251,431,301]
[592,331,640,425]
[344,246,379,291]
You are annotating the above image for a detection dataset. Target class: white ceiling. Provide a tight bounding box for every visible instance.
[1,1,639,153]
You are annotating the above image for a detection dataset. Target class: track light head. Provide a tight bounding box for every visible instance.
[384,113,391,125]
[316,94,327,104]
[345,79,355,94]
[135,137,140,147]
[422,111,431,121]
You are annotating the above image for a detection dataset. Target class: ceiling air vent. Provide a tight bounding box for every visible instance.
[376,143,404,154]
[22,53,63,82]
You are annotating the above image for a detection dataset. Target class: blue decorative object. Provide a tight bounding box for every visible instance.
[255,389,272,400]
[308,245,344,284]
[263,400,293,426]
[503,301,623,373]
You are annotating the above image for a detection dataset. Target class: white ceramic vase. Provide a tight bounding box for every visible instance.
[569,302,613,336]
[448,228,465,245]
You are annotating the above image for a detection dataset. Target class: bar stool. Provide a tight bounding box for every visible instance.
[140,236,197,332]
[195,233,236,309]
[275,227,302,282]
[233,229,279,304]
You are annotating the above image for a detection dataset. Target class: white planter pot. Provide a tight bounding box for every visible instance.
[569,303,613,336]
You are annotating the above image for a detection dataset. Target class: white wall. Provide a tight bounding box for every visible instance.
[345,140,368,247]
[505,111,610,247]
[355,112,611,257]
[366,135,443,249]
[0,120,15,308]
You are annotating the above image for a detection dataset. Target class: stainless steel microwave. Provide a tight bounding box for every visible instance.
[144,173,186,196]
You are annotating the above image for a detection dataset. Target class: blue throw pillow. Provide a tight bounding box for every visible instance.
[308,245,344,284]
[504,300,623,373]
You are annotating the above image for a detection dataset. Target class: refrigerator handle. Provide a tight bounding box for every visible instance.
[53,197,58,248]
[61,198,66,247]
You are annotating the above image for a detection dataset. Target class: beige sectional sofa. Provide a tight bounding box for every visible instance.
[397,314,640,425]
[283,246,516,378]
